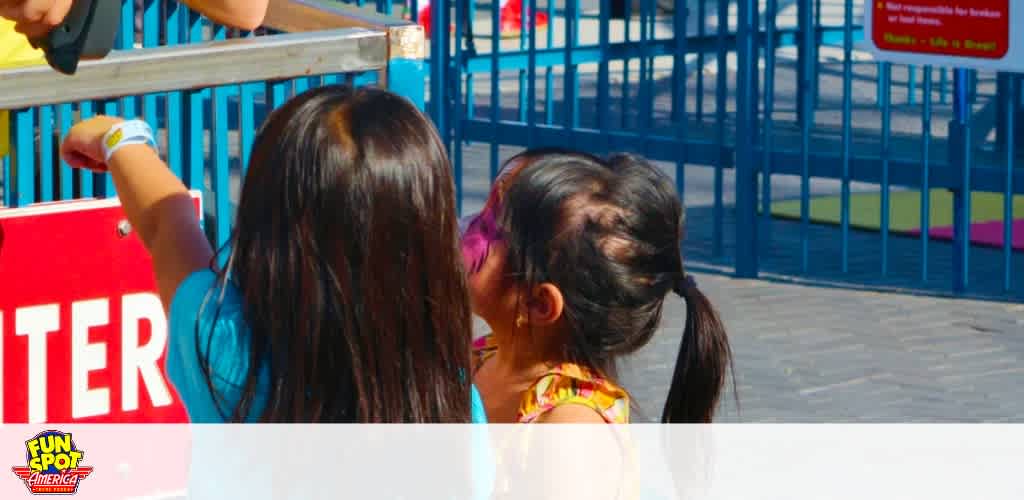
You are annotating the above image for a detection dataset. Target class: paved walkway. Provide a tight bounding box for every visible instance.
[619,273,1024,422]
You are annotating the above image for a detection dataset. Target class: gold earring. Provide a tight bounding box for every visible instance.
[515,314,528,328]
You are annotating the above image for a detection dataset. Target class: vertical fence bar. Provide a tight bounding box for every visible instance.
[696,0,705,121]
[673,0,689,200]
[38,106,54,203]
[563,0,577,150]
[939,68,948,104]
[210,26,230,258]
[183,86,204,192]
[875,63,883,108]
[142,0,160,137]
[735,0,758,277]
[267,80,290,111]
[119,0,137,121]
[211,80,231,263]
[526,0,538,147]
[165,0,183,181]
[798,1,815,272]
[907,65,917,105]
[239,81,257,176]
[839,0,852,273]
[572,4,581,129]
[429,0,450,146]
[98,101,119,198]
[78,102,94,197]
[797,0,811,122]
[57,104,74,199]
[995,74,1009,152]
[12,109,34,207]
[183,8,205,193]
[879,64,891,276]
[518,0,528,123]
[452,0,465,214]
[544,0,555,125]
[951,68,972,292]
[712,0,728,258]
[1003,75,1016,292]
[810,0,820,108]
[920,67,932,282]
[597,0,611,154]
[489,0,501,181]
[464,3,476,123]
[1,153,8,207]
[761,0,777,248]
[638,0,652,155]
[620,0,633,130]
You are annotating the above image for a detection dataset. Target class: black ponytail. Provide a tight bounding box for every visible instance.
[497,150,735,424]
[662,276,735,423]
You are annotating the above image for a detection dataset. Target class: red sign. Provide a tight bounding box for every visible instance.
[0,195,201,424]
[871,1,1009,59]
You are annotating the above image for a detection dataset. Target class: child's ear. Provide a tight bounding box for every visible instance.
[528,283,564,326]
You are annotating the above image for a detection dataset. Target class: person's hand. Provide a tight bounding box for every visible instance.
[60,115,124,172]
[0,0,74,39]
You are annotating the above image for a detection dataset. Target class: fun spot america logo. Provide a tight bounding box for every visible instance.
[11,430,93,495]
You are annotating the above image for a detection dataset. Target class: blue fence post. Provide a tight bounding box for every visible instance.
[950,68,971,293]
[429,0,451,148]
[796,0,813,123]
[735,0,759,278]
[390,58,427,112]
[995,73,1008,152]
[12,108,34,207]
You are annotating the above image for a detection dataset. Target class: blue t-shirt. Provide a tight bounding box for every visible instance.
[166,270,488,423]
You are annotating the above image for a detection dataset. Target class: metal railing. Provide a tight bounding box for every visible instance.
[0,29,387,110]
[1,0,425,255]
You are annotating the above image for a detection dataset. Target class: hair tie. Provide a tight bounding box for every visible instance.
[673,274,697,297]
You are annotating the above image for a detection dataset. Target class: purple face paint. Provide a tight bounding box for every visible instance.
[460,157,532,275]
[461,205,501,275]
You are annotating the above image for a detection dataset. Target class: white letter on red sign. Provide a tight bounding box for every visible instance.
[121,293,173,411]
[71,299,110,419]
[15,304,60,423]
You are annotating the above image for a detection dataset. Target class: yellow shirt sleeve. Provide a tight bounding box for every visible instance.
[0,19,46,158]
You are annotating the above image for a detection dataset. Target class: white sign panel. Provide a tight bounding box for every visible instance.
[863,1,1024,72]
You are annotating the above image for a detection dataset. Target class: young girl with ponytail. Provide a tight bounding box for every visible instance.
[463,149,734,423]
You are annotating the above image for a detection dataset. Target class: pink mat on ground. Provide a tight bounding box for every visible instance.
[908,220,1024,250]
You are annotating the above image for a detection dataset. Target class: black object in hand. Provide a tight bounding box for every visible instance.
[28,0,122,75]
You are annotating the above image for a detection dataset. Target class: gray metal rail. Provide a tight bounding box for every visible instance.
[0,28,387,110]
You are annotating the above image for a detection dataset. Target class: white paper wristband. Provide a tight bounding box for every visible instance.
[101,119,158,162]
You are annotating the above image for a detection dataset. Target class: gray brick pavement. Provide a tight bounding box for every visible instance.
[616,274,1024,422]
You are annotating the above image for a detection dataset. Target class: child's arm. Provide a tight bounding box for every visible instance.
[61,116,214,313]
[181,0,269,31]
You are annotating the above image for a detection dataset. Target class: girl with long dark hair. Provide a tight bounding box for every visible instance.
[464,149,734,423]
[60,85,484,423]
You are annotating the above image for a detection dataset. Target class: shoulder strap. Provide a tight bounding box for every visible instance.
[517,364,630,424]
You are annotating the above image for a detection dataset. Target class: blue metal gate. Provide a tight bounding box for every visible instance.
[435,0,1024,299]
[4,0,1020,298]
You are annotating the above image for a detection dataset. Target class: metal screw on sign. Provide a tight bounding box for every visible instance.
[117,220,132,238]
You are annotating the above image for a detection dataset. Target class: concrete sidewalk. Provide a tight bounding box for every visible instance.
[619,272,1024,422]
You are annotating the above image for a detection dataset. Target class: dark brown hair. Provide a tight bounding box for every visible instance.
[495,150,734,422]
[203,85,472,422]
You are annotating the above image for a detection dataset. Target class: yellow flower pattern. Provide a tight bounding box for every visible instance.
[473,335,630,424]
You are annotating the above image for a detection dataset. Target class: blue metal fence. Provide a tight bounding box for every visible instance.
[3,0,1021,298]
[1,0,426,259]
[433,0,1022,298]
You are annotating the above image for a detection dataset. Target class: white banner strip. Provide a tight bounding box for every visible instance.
[0,424,1020,500]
